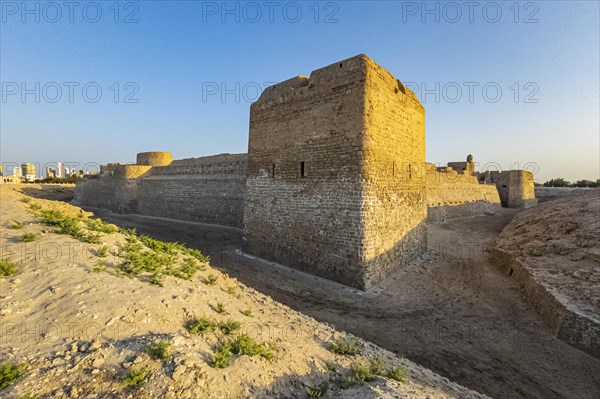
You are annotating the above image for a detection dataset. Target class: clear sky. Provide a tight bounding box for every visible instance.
[1,0,598,183]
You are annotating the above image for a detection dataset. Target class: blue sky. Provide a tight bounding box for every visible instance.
[1,0,598,182]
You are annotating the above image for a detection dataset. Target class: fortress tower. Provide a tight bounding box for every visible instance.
[76,55,524,289]
[243,54,427,290]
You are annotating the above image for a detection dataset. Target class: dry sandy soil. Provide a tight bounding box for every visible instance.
[3,184,599,399]
[493,189,600,322]
[490,189,600,356]
[77,191,600,399]
[0,184,489,398]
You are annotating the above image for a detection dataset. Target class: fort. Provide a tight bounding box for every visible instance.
[74,54,536,290]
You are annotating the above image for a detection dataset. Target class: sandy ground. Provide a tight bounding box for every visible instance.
[76,193,600,399]
[494,189,600,321]
[0,184,489,398]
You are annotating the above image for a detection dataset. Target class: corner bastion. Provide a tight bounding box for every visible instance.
[74,54,537,290]
[136,151,173,166]
[243,54,427,290]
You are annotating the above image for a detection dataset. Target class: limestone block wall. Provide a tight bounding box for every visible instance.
[135,177,245,227]
[74,154,247,227]
[150,153,247,177]
[447,160,474,176]
[243,54,427,290]
[73,55,534,290]
[244,56,367,288]
[426,167,501,222]
[136,155,246,227]
[136,151,173,166]
[74,172,141,213]
[506,170,537,208]
[360,56,427,286]
[481,170,537,208]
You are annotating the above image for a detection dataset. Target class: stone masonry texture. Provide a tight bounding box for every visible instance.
[243,54,427,290]
[74,54,535,290]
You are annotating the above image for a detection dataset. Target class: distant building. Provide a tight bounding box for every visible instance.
[45,166,57,178]
[22,163,37,182]
[57,162,64,178]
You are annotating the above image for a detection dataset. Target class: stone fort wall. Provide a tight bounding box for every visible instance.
[243,54,427,289]
[74,153,246,227]
[359,56,427,287]
[74,54,535,290]
[479,170,537,208]
[425,163,501,222]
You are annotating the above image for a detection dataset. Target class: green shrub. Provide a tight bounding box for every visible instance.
[335,358,407,388]
[367,357,385,376]
[113,229,210,285]
[19,197,31,203]
[174,257,203,280]
[97,245,109,257]
[241,308,253,317]
[218,319,241,336]
[0,362,25,389]
[230,334,274,360]
[29,204,41,211]
[329,337,360,356]
[324,360,338,372]
[9,221,25,229]
[212,302,226,314]
[39,209,65,226]
[57,217,83,238]
[84,233,102,244]
[92,260,107,273]
[306,382,328,398]
[181,247,210,263]
[20,233,37,242]
[209,335,274,368]
[0,260,17,276]
[138,235,180,254]
[386,365,408,383]
[184,317,217,335]
[145,340,170,361]
[119,243,175,277]
[348,361,377,384]
[122,367,148,387]
[203,274,218,285]
[149,272,165,287]
[210,341,232,368]
[86,218,118,234]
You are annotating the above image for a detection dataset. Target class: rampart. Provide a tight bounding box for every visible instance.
[243,54,426,289]
[425,163,501,222]
[74,54,536,290]
[479,170,537,208]
[74,153,246,227]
